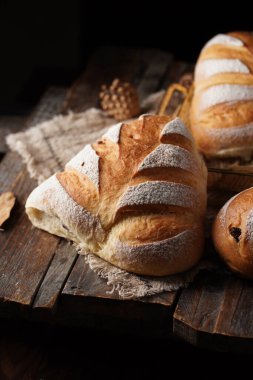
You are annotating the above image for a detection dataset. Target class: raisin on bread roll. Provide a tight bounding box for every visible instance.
[191,32,253,159]
[26,116,207,276]
[213,188,253,279]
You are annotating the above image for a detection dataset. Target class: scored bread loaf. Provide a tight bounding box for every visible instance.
[190,32,253,159]
[26,115,207,276]
[213,188,253,279]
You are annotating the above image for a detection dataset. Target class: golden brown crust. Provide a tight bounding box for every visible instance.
[213,188,253,279]
[26,116,207,276]
[191,31,253,158]
[56,171,99,213]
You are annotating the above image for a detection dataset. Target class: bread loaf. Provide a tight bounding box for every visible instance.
[26,116,207,276]
[213,187,253,279]
[191,32,253,159]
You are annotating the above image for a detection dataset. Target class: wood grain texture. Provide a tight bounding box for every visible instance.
[0,88,67,315]
[173,271,253,352]
[63,255,175,306]
[32,241,77,313]
[60,255,175,337]
[174,184,253,353]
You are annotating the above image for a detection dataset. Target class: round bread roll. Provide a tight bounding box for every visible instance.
[212,187,253,279]
[191,32,253,159]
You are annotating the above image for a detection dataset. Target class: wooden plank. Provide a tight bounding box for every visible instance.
[0,164,60,315]
[173,272,253,352]
[63,255,175,306]
[62,47,173,113]
[59,255,174,337]
[32,241,77,313]
[173,186,253,352]
[0,88,67,316]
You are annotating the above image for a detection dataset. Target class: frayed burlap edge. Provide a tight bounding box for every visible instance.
[76,246,215,299]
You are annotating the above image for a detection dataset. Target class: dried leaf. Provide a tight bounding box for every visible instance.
[0,192,16,230]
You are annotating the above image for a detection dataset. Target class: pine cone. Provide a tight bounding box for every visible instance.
[99,79,140,121]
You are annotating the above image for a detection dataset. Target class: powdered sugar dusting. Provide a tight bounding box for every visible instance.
[200,122,253,144]
[66,144,100,189]
[204,34,243,49]
[199,85,253,111]
[102,122,123,143]
[161,117,193,141]
[118,181,198,209]
[115,229,197,264]
[26,174,104,238]
[138,144,198,173]
[195,59,249,81]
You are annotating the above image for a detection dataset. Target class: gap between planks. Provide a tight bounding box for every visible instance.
[173,271,253,353]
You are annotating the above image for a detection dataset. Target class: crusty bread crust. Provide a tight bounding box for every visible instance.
[191,32,253,159]
[26,116,207,276]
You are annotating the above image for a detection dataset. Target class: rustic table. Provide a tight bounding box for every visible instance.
[1,47,253,353]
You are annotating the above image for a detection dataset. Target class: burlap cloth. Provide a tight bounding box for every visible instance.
[7,95,213,299]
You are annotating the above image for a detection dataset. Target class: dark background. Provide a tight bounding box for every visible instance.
[0,0,252,114]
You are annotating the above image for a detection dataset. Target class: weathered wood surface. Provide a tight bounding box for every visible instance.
[173,272,253,353]
[1,47,253,352]
[173,191,253,353]
[0,88,67,317]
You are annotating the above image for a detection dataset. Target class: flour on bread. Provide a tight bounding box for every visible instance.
[26,174,104,238]
[204,34,243,49]
[195,59,249,81]
[199,84,253,111]
[102,122,123,143]
[203,122,253,144]
[138,144,198,173]
[161,117,193,141]
[115,229,196,263]
[66,144,100,189]
[118,181,198,209]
